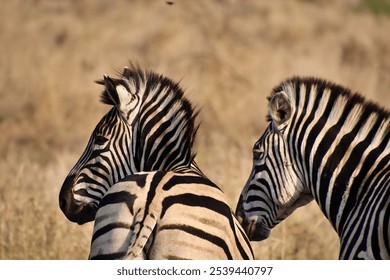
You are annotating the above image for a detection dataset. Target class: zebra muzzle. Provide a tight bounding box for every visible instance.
[59,175,96,224]
[235,198,271,241]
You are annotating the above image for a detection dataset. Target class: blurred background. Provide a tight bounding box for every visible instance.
[0,0,389,259]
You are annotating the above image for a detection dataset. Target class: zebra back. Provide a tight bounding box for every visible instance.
[90,169,254,260]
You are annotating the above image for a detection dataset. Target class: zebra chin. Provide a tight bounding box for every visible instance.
[244,218,271,241]
[236,211,271,241]
[63,204,97,225]
[59,175,97,224]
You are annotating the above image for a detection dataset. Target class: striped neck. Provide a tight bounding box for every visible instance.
[282,78,390,232]
[97,65,198,173]
[125,70,198,172]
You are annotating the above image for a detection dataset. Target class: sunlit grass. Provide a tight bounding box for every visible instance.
[1,0,389,260]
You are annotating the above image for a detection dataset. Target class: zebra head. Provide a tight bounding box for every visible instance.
[236,89,313,241]
[59,66,197,224]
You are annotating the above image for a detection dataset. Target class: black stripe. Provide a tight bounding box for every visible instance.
[235,221,254,259]
[317,115,363,215]
[159,224,233,260]
[303,92,329,202]
[140,80,165,116]
[91,222,131,243]
[86,169,110,190]
[339,135,390,232]
[73,187,102,201]
[146,122,177,167]
[84,162,110,177]
[161,193,230,219]
[143,97,178,159]
[140,88,173,142]
[98,191,137,215]
[293,83,311,168]
[76,174,108,194]
[340,174,383,258]
[371,184,390,259]
[383,192,390,256]
[90,252,126,260]
[162,175,219,191]
[121,126,132,169]
[149,122,191,170]
[160,191,251,258]
[121,173,148,186]
[329,120,382,226]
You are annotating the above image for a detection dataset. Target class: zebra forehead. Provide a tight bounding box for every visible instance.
[94,108,120,130]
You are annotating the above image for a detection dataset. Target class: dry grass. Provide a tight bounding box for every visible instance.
[0,0,389,259]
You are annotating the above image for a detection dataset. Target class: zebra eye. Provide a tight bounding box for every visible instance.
[253,149,264,160]
[94,135,108,146]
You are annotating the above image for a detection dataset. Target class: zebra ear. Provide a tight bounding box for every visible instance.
[269,91,291,126]
[103,75,135,115]
[102,75,120,106]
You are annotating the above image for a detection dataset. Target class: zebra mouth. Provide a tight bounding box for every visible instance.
[250,223,271,241]
[61,202,97,225]
[235,203,271,241]
[60,195,97,224]
[244,218,271,241]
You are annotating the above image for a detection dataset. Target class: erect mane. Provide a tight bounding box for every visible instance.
[267,76,390,122]
[96,64,199,167]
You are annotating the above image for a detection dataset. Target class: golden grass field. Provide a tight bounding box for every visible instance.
[0,0,389,259]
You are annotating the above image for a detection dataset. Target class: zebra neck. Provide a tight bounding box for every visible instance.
[294,110,390,234]
[129,120,194,173]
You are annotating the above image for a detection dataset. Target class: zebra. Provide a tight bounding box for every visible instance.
[59,65,254,259]
[235,77,390,259]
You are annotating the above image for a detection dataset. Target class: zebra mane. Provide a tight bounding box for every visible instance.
[97,64,199,165]
[267,76,390,122]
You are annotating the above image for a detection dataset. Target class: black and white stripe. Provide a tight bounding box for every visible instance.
[236,77,389,259]
[59,65,253,259]
[90,167,253,260]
